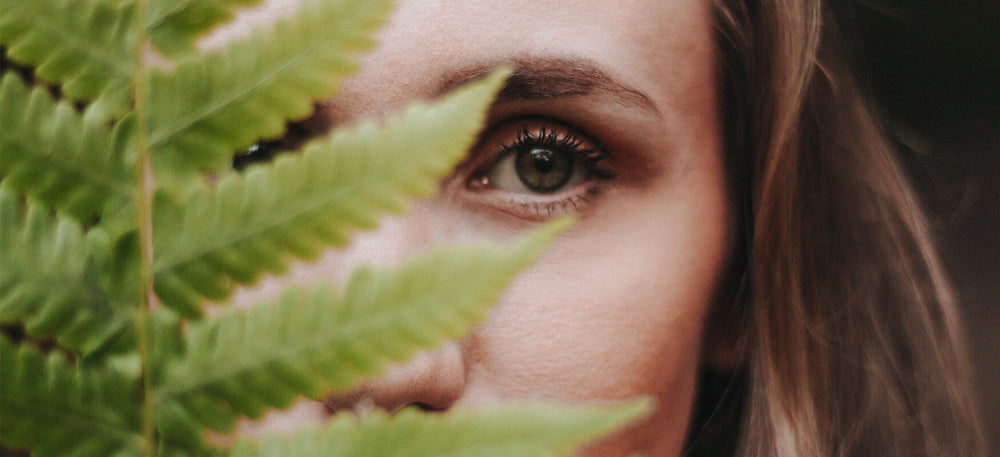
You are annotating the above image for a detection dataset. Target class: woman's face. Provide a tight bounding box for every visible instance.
[218,0,731,455]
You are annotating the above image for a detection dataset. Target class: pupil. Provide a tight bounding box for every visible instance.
[515,147,573,193]
[533,151,556,174]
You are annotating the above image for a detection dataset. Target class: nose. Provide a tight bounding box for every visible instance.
[224,201,473,437]
[325,342,467,414]
[322,202,471,414]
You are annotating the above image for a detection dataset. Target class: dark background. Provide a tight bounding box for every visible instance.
[835,0,999,452]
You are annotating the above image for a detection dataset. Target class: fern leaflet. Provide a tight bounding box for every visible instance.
[147,0,265,55]
[225,402,650,457]
[150,70,507,317]
[156,220,567,436]
[0,335,142,457]
[0,72,135,223]
[0,188,133,356]
[0,0,643,454]
[0,0,137,114]
[147,0,393,183]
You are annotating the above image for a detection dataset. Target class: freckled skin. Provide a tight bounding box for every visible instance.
[217,1,730,455]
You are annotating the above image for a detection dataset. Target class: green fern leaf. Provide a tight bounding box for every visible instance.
[0,72,135,223]
[147,0,394,182]
[147,0,265,55]
[226,401,650,457]
[150,70,508,317]
[156,220,567,433]
[0,335,143,456]
[0,0,137,114]
[0,188,133,356]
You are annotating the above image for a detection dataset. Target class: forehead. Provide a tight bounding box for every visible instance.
[206,0,715,97]
[386,1,710,80]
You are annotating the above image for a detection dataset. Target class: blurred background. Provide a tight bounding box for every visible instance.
[834,0,999,452]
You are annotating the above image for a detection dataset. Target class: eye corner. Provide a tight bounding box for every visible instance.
[465,172,493,191]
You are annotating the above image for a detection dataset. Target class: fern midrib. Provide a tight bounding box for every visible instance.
[3,391,142,449]
[145,0,204,30]
[3,136,134,199]
[148,0,376,150]
[5,1,136,82]
[156,287,471,401]
[151,162,399,275]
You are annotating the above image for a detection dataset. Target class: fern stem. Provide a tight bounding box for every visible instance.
[133,0,158,455]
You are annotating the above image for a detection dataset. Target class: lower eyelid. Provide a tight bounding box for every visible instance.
[466,185,604,221]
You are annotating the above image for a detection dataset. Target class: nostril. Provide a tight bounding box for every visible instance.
[410,402,446,413]
[323,344,468,417]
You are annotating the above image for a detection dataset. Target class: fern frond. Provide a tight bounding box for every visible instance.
[147,0,265,55]
[150,70,508,317]
[0,0,137,114]
[0,72,135,223]
[147,0,394,182]
[156,220,567,432]
[0,335,142,456]
[226,401,650,457]
[0,188,133,355]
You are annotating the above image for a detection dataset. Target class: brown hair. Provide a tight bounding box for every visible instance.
[691,0,987,455]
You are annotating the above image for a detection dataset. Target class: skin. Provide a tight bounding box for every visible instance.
[210,0,732,455]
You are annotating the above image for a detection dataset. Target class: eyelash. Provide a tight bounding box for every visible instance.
[465,119,615,220]
[503,126,610,174]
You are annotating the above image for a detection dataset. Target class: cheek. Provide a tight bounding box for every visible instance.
[461,154,730,403]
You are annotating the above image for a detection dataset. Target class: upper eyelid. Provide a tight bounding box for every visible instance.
[469,115,605,163]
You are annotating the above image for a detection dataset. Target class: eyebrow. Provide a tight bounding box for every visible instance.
[436,56,661,117]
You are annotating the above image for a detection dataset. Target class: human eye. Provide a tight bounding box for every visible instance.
[463,117,615,220]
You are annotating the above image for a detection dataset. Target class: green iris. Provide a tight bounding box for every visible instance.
[515,147,574,193]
